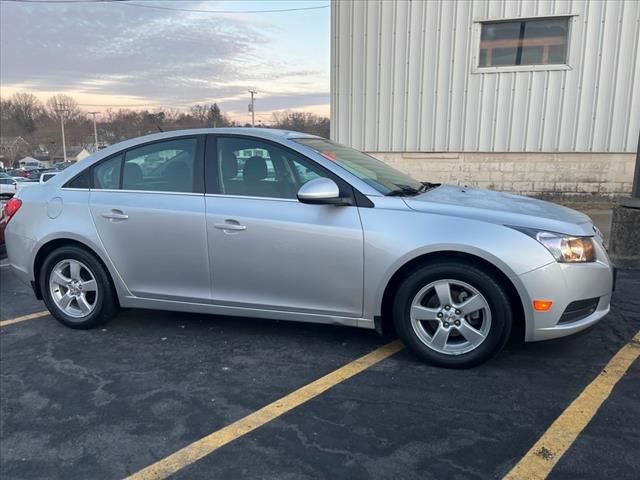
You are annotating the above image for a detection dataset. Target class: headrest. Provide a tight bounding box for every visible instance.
[123,162,143,188]
[243,156,268,182]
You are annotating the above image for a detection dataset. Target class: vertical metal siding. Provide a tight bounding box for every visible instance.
[331,0,640,153]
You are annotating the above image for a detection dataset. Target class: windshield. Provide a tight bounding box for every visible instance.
[293,138,424,195]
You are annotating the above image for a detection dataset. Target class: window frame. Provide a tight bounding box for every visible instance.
[204,134,359,204]
[471,14,576,74]
[63,134,205,194]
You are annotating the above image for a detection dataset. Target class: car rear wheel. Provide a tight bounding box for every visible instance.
[40,246,118,329]
[393,261,512,368]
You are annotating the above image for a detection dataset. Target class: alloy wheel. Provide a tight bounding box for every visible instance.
[410,279,492,355]
[49,259,99,318]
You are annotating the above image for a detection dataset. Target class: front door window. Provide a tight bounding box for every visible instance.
[217,137,325,199]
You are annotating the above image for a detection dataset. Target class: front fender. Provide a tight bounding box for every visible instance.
[359,205,553,319]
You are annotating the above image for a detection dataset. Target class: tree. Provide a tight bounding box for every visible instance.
[8,93,42,134]
[271,111,330,138]
[190,103,230,128]
[209,103,230,128]
[46,94,82,121]
[0,92,329,163]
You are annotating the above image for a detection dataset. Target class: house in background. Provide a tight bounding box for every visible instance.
[331,0,639,198]
[53,147,90,163]
[0,136,30,165]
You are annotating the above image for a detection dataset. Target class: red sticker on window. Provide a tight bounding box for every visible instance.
[320,151,337,161]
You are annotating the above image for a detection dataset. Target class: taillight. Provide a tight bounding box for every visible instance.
[4,197,22,221]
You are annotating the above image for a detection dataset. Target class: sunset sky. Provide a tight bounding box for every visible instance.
[0,0,331,123]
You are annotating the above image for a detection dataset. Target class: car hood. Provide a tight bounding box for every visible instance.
[403,185,594,236]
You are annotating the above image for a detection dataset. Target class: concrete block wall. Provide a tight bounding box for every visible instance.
[369,152,635,199]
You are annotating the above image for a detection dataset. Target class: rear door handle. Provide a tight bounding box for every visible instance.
[102,210,129,221]
[214,220,246,232]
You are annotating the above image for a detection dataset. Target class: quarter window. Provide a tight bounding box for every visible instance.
[479,17,569,68]
[65,170,90,189]
[217,137,326,199]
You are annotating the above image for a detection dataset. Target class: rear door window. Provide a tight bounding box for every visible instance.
[93,155,122,190]
[123,138,197,193]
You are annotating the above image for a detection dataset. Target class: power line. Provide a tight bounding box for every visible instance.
[77,103,178,107]
[2,0,331,14]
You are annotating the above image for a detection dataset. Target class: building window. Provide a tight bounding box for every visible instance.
[478,17,569,68]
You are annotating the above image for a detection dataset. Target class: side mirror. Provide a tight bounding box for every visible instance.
[297,178,348,205]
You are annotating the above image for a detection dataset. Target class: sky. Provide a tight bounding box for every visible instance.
[0,0,330,123]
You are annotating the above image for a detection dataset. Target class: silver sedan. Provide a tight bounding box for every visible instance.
[3,129,614,367]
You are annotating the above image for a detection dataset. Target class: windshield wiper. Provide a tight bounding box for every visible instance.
[386,182,440,196]
[386,186,421,196]
[419,181,440,192]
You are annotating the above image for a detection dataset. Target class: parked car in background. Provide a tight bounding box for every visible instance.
[0,174,17,198]
[54,162,74,171]
[40,172,59,183]
[20,159,46,170]
[13,177,34,185]
[3,129,614,368]
[11,169,31,178]
[10,167,43,179]
[26,170,43,181]
[13,172,58,193]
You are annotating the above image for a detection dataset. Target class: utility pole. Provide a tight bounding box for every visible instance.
[89,111,100,152]
[55,104,69,162]
[248,90,257,127]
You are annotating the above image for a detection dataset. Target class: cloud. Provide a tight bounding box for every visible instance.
[0,1,329,112]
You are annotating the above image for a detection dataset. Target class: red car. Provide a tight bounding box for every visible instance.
[0,207,6,257]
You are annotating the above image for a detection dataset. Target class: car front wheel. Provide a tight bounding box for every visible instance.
[393,261,512,368]
[40,246,118,329]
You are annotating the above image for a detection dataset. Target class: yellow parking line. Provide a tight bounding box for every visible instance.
[125,339,405,480]
[0,310,50,328]
[504,330,640,480]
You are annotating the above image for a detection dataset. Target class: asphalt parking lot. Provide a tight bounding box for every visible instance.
[0,259,638,480]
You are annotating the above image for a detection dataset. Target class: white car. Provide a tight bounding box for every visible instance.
[39,172,59,183]
[14,172,58,193]
[0,175,17,198]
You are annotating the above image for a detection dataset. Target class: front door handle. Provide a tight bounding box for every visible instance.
[102,210,129,221]
[214,220,246,232]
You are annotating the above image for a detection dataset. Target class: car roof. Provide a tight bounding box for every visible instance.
[87,128,319,162]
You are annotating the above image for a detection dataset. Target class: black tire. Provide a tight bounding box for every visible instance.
[393,260,512,368]
[40,245,119,329]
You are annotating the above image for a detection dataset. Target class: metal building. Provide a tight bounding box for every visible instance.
[330,0,640,197]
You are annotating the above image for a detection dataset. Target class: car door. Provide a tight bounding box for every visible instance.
[89,136,211,302]
[205,135,364,317]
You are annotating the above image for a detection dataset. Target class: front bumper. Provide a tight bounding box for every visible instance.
[519,244,614,342]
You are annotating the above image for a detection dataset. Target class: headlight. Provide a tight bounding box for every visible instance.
[512,228,596,263]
